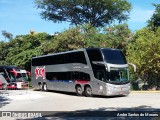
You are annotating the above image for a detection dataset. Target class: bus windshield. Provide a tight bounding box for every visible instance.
[108,68,129,83]
[21,73,29,81]
[102,49,127,64]
[16,73,28,82]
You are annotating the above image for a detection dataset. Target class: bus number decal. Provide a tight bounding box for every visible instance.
[35,66,45,79]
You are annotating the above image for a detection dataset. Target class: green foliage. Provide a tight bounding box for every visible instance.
[0,24,133,71]
[43,24,105,53]
[126,28,160,87]
[79,24,111,48]
[0,41,7,64]
[148,4,160,31]
[104,23,132,52]
[1,33,49,70]
[44,23,131,54]
[35,0,131,27]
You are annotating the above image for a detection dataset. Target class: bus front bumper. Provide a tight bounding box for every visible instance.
[106,83,131,96]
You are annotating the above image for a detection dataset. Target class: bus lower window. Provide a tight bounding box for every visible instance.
[46,72,90,81]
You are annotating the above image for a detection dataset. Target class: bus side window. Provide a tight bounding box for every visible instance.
[72,72,79,80]
[46,72,56,80]
[72,72,90,81]
[52,76,57,80]
[95,70,105,81]
[79,72,90,81]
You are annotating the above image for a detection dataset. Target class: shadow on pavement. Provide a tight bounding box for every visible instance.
[25,105,160,120]
[0,90,11,108]
[34,89,127,98]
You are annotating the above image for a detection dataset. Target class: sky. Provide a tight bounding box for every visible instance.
[0,0,160,41]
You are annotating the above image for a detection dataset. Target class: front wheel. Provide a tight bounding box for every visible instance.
[2,83,7,90]
[84,86,92,97]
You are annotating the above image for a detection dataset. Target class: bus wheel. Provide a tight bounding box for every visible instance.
[76,86,83,96]
[43,84,48,92]
[84,86,92,97]
[39,84,43,91]
[2,83,7,90]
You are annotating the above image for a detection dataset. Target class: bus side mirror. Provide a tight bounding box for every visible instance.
[27,71,31,76]
[128,63,136,72]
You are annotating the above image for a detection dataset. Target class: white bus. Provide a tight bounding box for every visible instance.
[31,48,136,97]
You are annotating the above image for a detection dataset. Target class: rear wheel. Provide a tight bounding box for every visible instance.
[39,84,43,91]
[43,84,48,92]
[76,86,83,96]
[84,86,92,97]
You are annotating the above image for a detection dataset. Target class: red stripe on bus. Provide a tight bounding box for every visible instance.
[75,80,89,84]
[7,85,17,89]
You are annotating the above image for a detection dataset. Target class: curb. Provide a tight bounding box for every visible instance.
[131,91,160,93]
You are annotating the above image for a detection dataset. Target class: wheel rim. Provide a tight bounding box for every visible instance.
[39,84,42,89]
[77,87,82,95]
[85,87,92,96]
[43,84,47,91]
[87,88,91,95]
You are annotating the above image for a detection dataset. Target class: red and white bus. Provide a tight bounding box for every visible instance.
[0,66,30,89]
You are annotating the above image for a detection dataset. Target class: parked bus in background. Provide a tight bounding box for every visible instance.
[0,66,29,89]
[31,48,136,97]
[0,74,8,89]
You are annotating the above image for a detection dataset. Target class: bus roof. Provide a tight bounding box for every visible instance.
[32,48,119,59]
[0,65,22,70]
[32,48,85,59]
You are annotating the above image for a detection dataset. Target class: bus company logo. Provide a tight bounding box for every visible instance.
[35,66,45,79]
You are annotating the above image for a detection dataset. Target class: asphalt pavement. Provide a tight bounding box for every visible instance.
[0,90,160,120]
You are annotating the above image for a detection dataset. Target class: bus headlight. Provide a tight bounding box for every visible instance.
[125,84,131,90]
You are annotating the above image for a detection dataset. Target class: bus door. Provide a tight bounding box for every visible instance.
[91,70,107,95]
[0,68,12,83]
[0,74,8,87]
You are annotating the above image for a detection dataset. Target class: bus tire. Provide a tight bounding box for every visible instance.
[2,83,7,90]
[84,86,92,97]
[76,86,83,96]
[39,83,43,91]
[43,83,48,92]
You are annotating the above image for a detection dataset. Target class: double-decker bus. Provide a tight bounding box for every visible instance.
[31,48,136,96]
[0,66,29,89]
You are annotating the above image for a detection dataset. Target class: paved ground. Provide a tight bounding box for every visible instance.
[0,90,160,120]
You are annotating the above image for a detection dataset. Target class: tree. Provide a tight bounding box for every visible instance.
[78,23,110,48]
[35,0,131,27]
[0,41,7,64]
[43,24,113,54]
[29,23,132,55]
[1,23,133,71]
[148,4,160,31]
[104,23,132,52]
[1,30,13,42]
[126,28,160,87]
[3,32,49,70]
[44,27,86,53]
